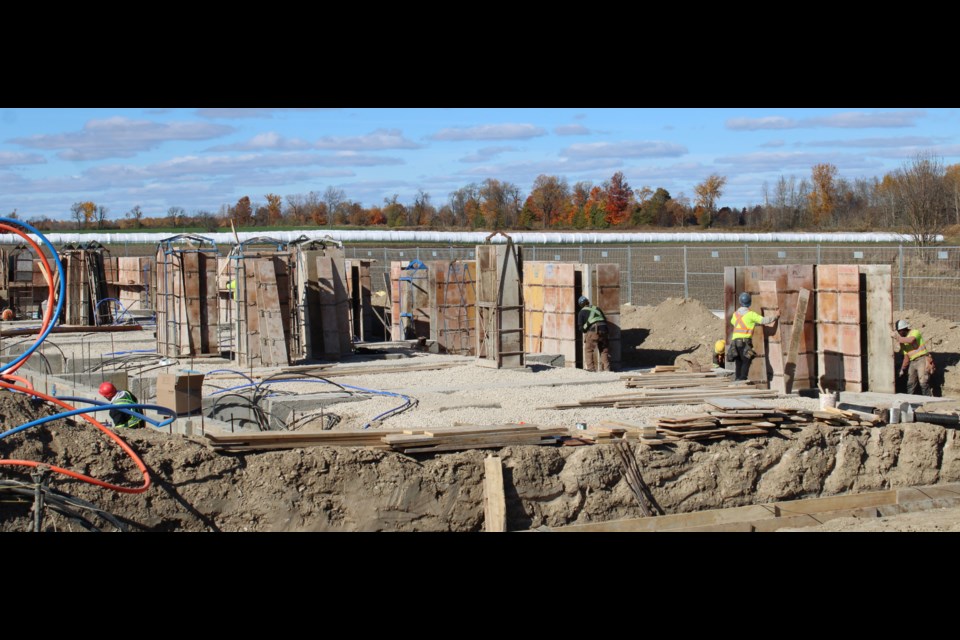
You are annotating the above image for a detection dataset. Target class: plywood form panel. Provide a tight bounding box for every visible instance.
[317,255,352,357]
[862,265,894,393]
[255,259,289,367]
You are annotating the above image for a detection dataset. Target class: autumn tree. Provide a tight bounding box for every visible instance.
[693,174,727,227]
[383,194,407,228]
[264,193,283,225]
[285,194,307,225]
[70,201,96,230]
[411,189,435,226]
[603,171,633,226]
[479,179,521,229]
[584,186,607,228]
[892,153,950,250]
[945,163,960,226]
[526,174,570,229]
[571,182,591,229]
[808,163,838,226]
[367,206,387,226]
[449,184,481,228]
[126,205,145,229]
[323,187,346,227]
[635,188,671,226]
[230,196,253,227]
[167,206,186,227]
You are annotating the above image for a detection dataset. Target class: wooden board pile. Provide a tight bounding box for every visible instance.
[648,397,881,444]
[543,369,777,409]
[206,423,568,454]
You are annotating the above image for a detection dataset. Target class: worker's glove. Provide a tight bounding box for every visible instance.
[927,358,936,375]
[899,368,907,378]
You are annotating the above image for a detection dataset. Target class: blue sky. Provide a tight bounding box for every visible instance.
[1,107,957,221]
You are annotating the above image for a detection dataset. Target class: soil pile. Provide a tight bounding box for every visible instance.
[894,310,960,394]
[620,298,723,368]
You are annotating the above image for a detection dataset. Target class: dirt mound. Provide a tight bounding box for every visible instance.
[894,309,960,394]
[620,298,723,368]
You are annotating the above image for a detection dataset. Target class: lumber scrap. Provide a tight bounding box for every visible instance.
[483,455,507,532]
[783,287,810,394]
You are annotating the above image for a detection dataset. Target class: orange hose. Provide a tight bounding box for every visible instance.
[0,379,151,493]
[0,222,150,494]
[0,374,33,390]
[0,222,56,376]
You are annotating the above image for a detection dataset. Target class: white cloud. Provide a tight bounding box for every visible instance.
[9,117,235,161]
[208,132,312,151]
[195,108,337,119]
[714,150,884,172]
[554,124,591,136]
[805,136,940,148]
[726,116,797,131]
[562,140,687,158]
[210,128,421,152]
[314,128,421,150]
[429,123,547,141]
[760,139,786,148]
[727,110,926,131]
[0,151,45,166]
[459,157,622,178]
[459,146,517,163]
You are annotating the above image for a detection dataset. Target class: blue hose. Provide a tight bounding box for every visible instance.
[206,377,415,428]
[0,402,177,441]
[0,217,66,376]
[94,297,134,325]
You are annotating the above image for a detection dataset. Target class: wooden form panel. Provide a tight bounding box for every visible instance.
[475,243,524,369]
[317,254,353,358]
[861,265,894,393]
[522,261,576,366]
[344,259,375,343]
[390,260,430,340]
[816,264,863,392]
[725,265,817,390]
[156,246,220,357]
[429,260,476,355]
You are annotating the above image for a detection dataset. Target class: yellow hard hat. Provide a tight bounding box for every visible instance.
[715,339,725,353]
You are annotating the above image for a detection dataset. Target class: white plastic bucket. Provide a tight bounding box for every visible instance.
[889,405,901,423]
[820,391,838,410]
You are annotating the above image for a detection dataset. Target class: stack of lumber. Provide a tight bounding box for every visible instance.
[384,424,568,453]
[544,385,777,410]
[206,429,397,452]
[641,397,881,445]
[206,423,568,454]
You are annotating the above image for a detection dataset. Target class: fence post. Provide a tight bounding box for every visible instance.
[579,245,583,263]
[898,244,904,312]
[817,243,822,264]
[531,245,536,261]
[683,245,689,299]
[744,243,749,266]
[627,245,633,305]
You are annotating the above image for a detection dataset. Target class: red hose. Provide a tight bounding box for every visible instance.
[0,222,151,494]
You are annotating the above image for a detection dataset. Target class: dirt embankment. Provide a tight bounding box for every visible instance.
[3,405,959,531]
[620,298,723,368]
[894,310,960,395]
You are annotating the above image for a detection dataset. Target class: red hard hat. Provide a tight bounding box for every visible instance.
[99,382,117,399]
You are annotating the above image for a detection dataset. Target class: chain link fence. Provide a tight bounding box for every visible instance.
[344,244,960,322]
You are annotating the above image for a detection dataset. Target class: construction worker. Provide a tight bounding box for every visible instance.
[227,278,237,300]
[99,382,143,429]
[713,339,726,369]
[728,292,780,381]
[578,296,610,372]
[892,319,935,396]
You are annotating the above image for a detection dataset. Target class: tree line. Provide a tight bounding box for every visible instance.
[21,153,960,246]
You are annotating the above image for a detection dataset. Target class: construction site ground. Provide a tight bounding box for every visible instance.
[2,297,959,532]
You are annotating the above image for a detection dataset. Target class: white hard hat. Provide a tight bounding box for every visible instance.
[896,319,910,331]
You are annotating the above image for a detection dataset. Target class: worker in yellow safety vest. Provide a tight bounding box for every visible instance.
[728,292,780,381]
[892,319,935,396]
[713,339,726,369]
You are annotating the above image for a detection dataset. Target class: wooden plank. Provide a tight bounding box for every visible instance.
[483,455,507,532]
[783,287,811,394]
[758,279,784,393]
[861,265,894,393]
[255,260,289,366]
[317,255,351,357]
